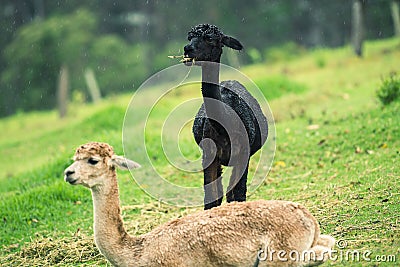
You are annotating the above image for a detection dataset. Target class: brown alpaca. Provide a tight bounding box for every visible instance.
[64,142,335,267]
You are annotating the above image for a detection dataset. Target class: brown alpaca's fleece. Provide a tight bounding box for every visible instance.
[65,142,335,267]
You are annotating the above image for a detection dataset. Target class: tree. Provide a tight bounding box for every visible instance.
[1,9,96,115]
[352,0,366,57]
[0,8,151,116]
[57,65,69,118]
[391,0,400,36]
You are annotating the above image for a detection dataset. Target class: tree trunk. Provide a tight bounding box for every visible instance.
[84,68,102,103]
[352,0,366,57]
[57,65,69,118]
[391,0,400,37]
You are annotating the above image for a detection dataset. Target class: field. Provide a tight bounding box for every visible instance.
[0,38,399,266]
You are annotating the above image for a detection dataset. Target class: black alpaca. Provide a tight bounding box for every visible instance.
[183,24,268,209]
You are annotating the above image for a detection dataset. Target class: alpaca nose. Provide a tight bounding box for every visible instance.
[184,44,193,54]
[65,170,75,177]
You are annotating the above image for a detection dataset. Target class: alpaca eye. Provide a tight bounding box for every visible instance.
[205,36,213,43]
[88,158,99,165]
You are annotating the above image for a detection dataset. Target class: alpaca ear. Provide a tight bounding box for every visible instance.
[222,35,243,50]
[108,155,141,170]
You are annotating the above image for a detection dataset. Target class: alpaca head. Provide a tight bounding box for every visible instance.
[64,142,140,189]
[183,24,243,65]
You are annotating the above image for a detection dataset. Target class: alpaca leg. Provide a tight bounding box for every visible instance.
[226,160,249,203]
[203,159,223,209]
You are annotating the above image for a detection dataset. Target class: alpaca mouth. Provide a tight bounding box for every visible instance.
[182,56,194,65]
[65,176,78,185]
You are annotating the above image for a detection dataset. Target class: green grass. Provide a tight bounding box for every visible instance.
[0,38,399,266]
[253,75,309,100]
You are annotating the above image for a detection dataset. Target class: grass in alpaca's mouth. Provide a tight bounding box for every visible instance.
[168,55,194,64]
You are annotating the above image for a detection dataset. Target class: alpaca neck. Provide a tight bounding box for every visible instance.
[201,62,224,119]
[91,172,143,265]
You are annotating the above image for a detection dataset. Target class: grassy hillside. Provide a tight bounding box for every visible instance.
[0,38,399,266]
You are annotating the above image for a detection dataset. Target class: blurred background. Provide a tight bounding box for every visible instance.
[0,0,399,117]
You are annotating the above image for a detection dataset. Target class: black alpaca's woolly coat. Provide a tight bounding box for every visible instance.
[193,80,268,166]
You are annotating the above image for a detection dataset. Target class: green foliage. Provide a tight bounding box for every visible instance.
[0,0,397,117]
[1,9,96,113]
[153,41,187,71]
[254,76,308,100]
[376,73,400,105]
[247,47,263,64]
[89,36,147,94]
[0,9,150,116]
